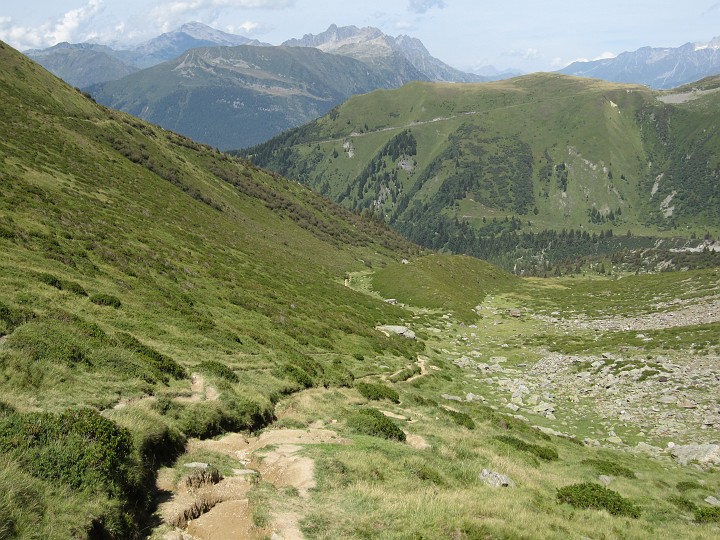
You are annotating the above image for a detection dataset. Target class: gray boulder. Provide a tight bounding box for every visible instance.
[480,469,515,488]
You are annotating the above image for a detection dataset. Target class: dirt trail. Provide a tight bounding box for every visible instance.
[406,355,430,383]
[176,373,219,403]
[158,428,349,540]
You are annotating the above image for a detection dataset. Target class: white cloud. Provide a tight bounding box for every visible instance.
[239,21,260,33]
[408,0,446,14]
[0,0,104,49]
[394,20,414,30]
[593,51,616,60]
[504,47,540,60]
[151,0,293,33]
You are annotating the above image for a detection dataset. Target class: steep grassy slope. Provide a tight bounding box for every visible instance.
[243,74,720,272]
[0,40,426,538]
[86,44,427,150]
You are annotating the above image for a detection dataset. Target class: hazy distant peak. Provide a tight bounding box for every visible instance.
[283,24,387,51]
[694,35,720,51]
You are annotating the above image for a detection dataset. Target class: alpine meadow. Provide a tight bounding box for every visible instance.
[1,19,720,540]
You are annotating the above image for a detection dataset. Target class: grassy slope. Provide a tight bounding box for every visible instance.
[243,74,720,271]
[0,40,425,538]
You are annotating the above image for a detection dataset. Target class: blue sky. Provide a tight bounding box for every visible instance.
[1,1,719,72]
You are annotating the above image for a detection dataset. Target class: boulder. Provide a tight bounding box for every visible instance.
[705,496,720,507]
[376,325,416,339]
[479,469,515,488]
[671,443,720,466]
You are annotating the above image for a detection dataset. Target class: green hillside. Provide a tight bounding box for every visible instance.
[243,74,720,272]
[2,41,720,540]
[0,40,425,537]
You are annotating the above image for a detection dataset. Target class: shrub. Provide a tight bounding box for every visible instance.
[0,408,134,496]
[322,362,354,387]
[355,382,400,403]
[676,480,703,493]
[0,301,34,333]
[695,506,720,523]
[36,272,63,289]
[90,293,122,308]
[388,365,421,383]
[61,280,87,296]
[6,320,88,366]
[494,435,558,461]
[556,483,640,517]
[0,401,15,419]
[275,363,313,388]
[196,360,239,383]
[346,408,405,442]
[115,332,186,380]
[582,459,635,479]
[444,409,475,430]
[668,495,697,512]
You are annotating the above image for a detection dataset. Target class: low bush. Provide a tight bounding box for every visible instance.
[582,459,635,479]
[346,408,406,442]
[355,382,400,403]
[388,365,421,383]
[668,495,697,512]
[90,293,122,308]
[115,332,186,380]
[322,361,354,387]
[494,435,558,461]
[196,360,239,383]
[0,408,135,496]
[444,409,475,430]
[6,320,88,366]
[275,363,313,388]
[556,482,640,517]
[676,480,703,493]
[0,401,15,419]
[0,300,34,333]
[36,272,63,289]
[61,280,88,296]
[695,506,720,523]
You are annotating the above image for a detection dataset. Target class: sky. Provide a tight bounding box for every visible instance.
[1,1,719,73]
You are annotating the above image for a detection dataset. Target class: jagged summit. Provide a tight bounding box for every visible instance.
[283,23,486,83]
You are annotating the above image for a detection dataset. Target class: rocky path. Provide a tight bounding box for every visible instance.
[158,427,349,540]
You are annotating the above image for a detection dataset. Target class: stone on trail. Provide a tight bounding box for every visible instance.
[376,324,416,339]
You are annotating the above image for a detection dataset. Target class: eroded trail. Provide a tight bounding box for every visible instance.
[157,428,349,540]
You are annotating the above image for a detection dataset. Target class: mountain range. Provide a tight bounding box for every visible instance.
[25,22,268,86]
[561,35,720,89]
[82,24,490,149]
[241,73,720,273]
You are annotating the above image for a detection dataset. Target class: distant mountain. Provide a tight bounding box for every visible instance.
[23,42,138,87]
[128,21,269,68]
[87,45,421,149]
[560,36,720,89]
[24,22,266,84]
[283,24,488,83]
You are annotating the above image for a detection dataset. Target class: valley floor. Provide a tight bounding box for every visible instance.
[151,267,720,539]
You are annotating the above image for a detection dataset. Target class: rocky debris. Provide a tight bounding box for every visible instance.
[671,443,720,466]
[441,394,463,402]
[376,324,415,339]
[479,469,515,488]
[184,462,211,470]
[705,496,720,507]
[465,392,483,402]
[509,308,522,318]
